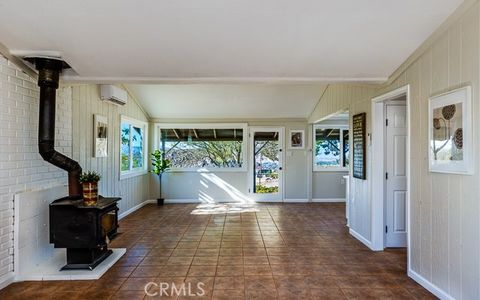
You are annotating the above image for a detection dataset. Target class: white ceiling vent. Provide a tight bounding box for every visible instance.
[100,85,127,106]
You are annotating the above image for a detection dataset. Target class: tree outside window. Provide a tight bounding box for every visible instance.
[121,116,148,178]
[313,125,349,171]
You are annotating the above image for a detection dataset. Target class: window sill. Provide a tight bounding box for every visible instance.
[167,168,248,173]
[120,169,148,180]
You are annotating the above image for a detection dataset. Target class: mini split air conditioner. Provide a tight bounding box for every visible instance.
[100,85,127,106]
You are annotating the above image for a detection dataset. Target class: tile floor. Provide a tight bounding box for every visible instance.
[0,203,435,299]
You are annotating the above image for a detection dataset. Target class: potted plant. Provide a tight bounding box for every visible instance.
[150,150,170,205]
[79,171,101,206]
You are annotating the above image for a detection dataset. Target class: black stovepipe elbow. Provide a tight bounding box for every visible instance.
[34,58,83,199]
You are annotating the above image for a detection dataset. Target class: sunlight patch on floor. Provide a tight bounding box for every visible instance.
[190,202,259,215]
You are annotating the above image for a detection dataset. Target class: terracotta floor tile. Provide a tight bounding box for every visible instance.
[213,276,244,290]
[245,287,278,300]
[218,255,244,265]
[188,265,217,276]
[341,287,414,300]
[160,265,190,277]
[245,275,276,290]
[112,290,147,300]
[212,288,245,300]
[216,265,244,276]
[1,203,435,299]
[195,248,220,256]
[120,277,157,290]
[176,241,199,249]
[243,247,267,256]
[244,255,269,265]
[171,248,197,257]
[192,256,219,266]
[244,264,273,276]
[166,256,194,266]
[198,242,221,248]
[219,247,243,256]
[310,287,347,299]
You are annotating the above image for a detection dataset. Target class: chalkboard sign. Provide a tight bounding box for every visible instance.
[352,113,366,179]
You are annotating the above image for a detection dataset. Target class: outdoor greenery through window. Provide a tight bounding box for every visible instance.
[314,125,349,170]
[121,116,147,176]
[159,126,246,170]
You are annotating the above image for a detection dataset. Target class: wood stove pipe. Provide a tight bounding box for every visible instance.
[32,58,83,199]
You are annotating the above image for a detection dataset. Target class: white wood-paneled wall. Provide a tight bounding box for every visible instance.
[67,84,150,215]
[308,2,480,298]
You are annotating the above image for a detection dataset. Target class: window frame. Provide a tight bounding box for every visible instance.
[313,124,349,172]
[154,123,248,172]
[120,115,149,180]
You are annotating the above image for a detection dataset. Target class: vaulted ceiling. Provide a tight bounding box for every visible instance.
[0,0,463,83]
[127,84,328,119]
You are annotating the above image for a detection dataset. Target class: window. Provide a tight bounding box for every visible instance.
[313,125,349,171]
[156,123,247,171]
[120,116,148,178]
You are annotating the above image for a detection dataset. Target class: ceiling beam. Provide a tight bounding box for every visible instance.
[172,129,180,139]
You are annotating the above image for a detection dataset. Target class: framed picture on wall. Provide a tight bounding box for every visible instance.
[289,130,305,149]
[428,86,473,175]
[352,113,366,179]
[94,114,108,157]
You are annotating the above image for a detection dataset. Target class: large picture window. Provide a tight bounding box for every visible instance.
[313,125,349,171]
[156,124,247,171]
[120,116,148,178]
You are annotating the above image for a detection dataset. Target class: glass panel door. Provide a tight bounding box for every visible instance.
[249,127,283,202]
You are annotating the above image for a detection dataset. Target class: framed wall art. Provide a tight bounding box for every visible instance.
[428,86,473,175]
[289,129,305,149]
[94,114,108,157]
[352,113,366,179]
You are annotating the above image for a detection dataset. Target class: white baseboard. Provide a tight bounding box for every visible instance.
[165,199,200,204]
[0,272,14,290]
[312,198,346,202]
[349,228,374,250]
[164,199,309,204]
[118,199,156,219]
[408,269,454,300]
[283,199,309,203]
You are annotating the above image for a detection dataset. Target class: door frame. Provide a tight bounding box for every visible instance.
[370,85,411,264]
[248,126,285,202]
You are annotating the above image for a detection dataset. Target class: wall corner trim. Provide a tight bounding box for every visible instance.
[349,228,383,251]
[408,269,455,300]
[0,272,15,290]
[118,199,156,220]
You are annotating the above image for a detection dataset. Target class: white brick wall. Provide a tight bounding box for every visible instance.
[0,55,71,279]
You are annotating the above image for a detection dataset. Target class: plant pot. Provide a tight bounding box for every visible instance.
[157,198,164,206]
[82,182,98,206]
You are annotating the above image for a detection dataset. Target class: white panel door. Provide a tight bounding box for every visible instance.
[385,105,407,247]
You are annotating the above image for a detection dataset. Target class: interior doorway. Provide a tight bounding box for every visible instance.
[385,103,407,247]
[248,127,284,202]
[371,85,411,253]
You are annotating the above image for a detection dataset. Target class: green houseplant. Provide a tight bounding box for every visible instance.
[150,150,170,205]
[79,171,101,206]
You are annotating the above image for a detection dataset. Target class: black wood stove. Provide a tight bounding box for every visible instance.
[49,196,120,270]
